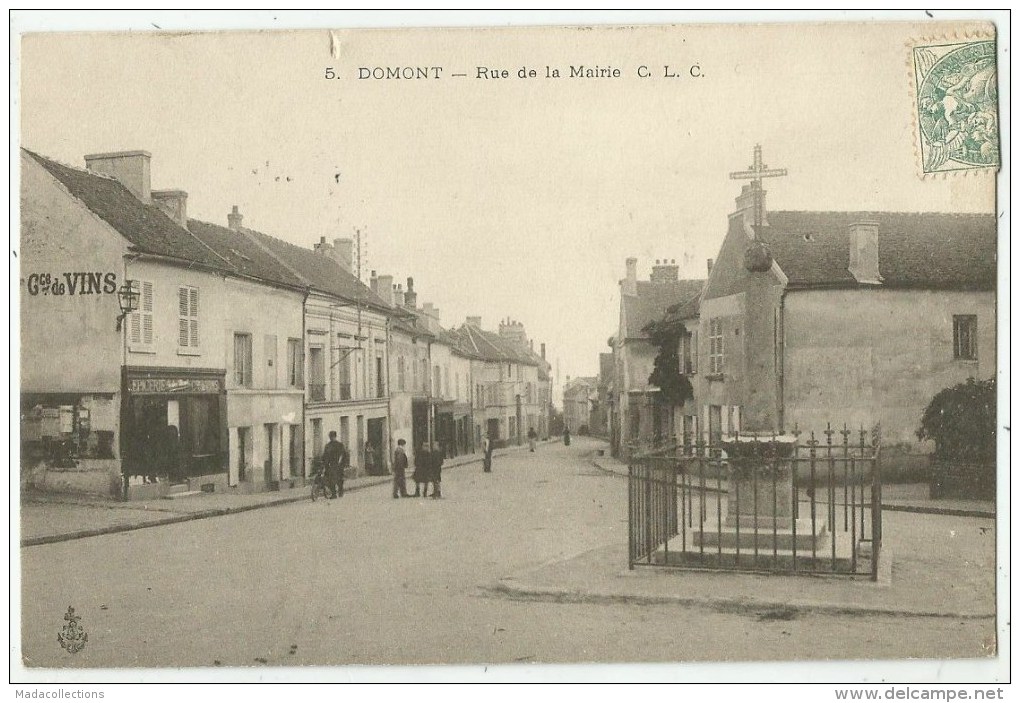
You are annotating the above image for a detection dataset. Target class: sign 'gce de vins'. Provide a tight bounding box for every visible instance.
[26,272,118,296]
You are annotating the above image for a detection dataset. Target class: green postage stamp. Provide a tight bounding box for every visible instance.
[911,37,999,175]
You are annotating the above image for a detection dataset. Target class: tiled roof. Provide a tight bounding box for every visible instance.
[186,219,306,290]
[623,279,705,339]
[452,324,537,365]
[241,229,393,312]
[761,211,996,290]
[25,149,230,271]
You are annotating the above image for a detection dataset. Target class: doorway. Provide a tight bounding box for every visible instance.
[264,423,277,483]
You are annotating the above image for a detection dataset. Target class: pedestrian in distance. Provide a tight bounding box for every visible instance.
[528,426,538,452]
[322,431,345,499]
[392,438,410,498]
[413,442,432,497]
[563,426,571,447]
[431,441,445,499]
[364,441,376,475]
[482,434,493,473]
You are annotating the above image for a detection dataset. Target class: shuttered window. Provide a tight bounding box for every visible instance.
[178,286,199,349]
[234,333,253,387]
[128,281,154,347]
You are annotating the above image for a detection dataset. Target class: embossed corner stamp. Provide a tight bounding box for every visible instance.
[911,37,999,175]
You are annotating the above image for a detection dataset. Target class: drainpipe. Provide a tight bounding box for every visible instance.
[778,289,786,433]
[301,287,309,480]
[385,315,393,473]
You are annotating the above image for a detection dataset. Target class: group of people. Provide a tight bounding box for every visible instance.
[320,425,566,501]
[392,438,445,498]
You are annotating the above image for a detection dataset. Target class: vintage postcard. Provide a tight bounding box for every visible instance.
[11,11,1008,688]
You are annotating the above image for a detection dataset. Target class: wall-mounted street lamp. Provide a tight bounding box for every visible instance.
[116,280,140,331]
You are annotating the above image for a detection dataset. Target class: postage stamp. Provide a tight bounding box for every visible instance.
[911,38,999,175]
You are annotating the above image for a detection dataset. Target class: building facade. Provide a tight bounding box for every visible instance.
[698,185,996,469]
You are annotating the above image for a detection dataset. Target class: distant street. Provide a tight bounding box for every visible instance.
[21,438,992,668]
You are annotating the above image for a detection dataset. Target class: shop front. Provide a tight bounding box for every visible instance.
[122,366,228,498]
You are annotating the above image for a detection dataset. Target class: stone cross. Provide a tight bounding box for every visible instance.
[729,144,787,237]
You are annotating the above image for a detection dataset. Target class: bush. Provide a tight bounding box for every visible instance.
[917,377,995,462]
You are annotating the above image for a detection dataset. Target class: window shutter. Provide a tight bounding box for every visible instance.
[691,330,698,374]
[130,312,141,344]
[179,287,189,317]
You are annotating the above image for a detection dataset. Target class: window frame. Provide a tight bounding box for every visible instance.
[128,280,155,352]
[233,332,253,388]
[708,318,725,374]
[953,314,978,361]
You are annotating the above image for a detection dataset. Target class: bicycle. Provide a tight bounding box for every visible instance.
[310,471,330,501]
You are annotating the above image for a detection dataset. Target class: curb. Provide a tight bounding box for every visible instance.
[881,503,995,519]
[20,442,552,547]
[482,580,995,620]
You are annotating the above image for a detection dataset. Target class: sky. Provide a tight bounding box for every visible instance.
[17,14,998,399]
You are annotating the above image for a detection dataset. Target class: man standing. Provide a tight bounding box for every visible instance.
[482,434,493,473]
[392,438,410,498]
[527,426,538,453]
[322,431,344,499]
[413,442,432,497]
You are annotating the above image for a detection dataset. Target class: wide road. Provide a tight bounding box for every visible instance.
[20,438,993,669]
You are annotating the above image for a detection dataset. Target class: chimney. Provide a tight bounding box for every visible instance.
[393,284,405,308]
[707,258,714,275]
[622,257,638,297]
[848,221,883,285]
[733,184,768,229]
[404,277,417,309]
[152,189,188,228]
[369,270,379,294]
[650,258,680,284]
[466,316,482,328]
[333,238,354,274]
[84,150,152,203]
[376,274,394,305]
[540,342,546,360]
[228,205,243,231]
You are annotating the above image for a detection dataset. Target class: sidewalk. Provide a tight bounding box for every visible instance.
[19,441,549,547]
[484,450,995,619]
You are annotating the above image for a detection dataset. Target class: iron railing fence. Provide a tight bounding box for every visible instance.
[628,425,882,579]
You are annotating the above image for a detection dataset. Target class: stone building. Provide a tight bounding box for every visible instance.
[20,149,307,498]
[611,257,704,459]
[562,376,598,434]
[697,185,995,469]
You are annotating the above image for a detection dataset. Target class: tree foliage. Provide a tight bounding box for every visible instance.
[644,314,694,408]
[917,377,995,462]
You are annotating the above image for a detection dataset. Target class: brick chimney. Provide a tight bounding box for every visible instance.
[376,274,394,305]
[393,284,405,308]
[152,189,188,228]
[622,257,638,297]
[466,316,482,328]
[333,238,354,274]
[369,270,379,294]
[85,150,151,203]
[540,342,546,360]
[707,258,714,275]
[404,277,417,309]
[848,221,883,285]
[228,205,243,231]
[733,184,769,229]
[650,258,679,284]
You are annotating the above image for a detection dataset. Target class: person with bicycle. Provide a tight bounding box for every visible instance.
[322,431,346,499]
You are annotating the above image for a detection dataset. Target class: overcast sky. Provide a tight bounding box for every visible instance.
[19,18,996,394]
